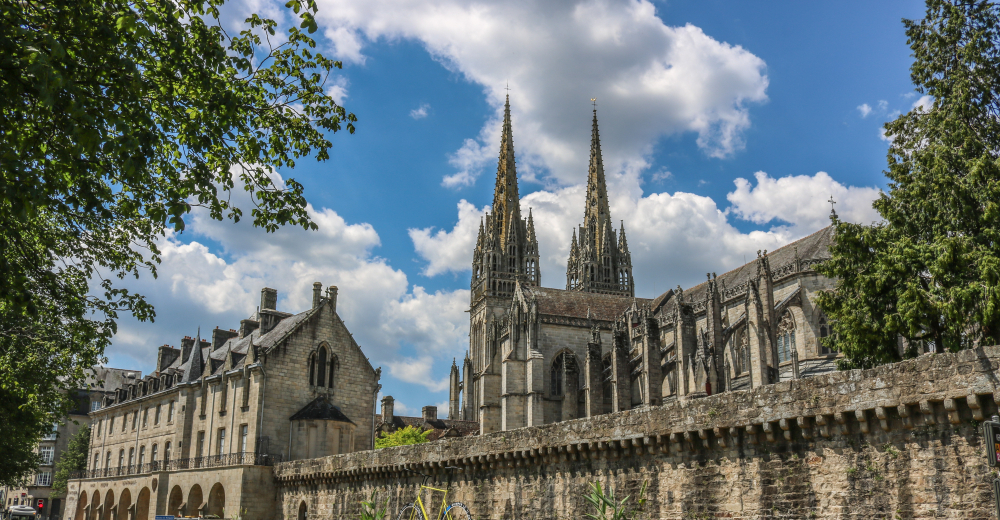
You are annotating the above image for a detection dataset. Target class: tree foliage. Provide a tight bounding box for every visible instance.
[52,425,90,496]
[374,426,431,449]
[0,0,355,485]
[817,0,1000,368]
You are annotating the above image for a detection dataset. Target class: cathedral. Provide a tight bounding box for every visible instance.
[449,96,839,434]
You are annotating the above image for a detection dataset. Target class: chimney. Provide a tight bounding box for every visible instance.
[312,282,323,309]
[157,345,180,371]
[180,336,195,363]
[260,287,278,311]
[239,319,259,339]
[327,285,338,315]
[212,327,238,351]
[422,406,437,422]
[381,395,394,424]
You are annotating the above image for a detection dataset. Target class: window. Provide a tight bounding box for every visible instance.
[151,444,158,463]
[197,431,205,458]
[93,453,99,470]
[168,401,174,422]
[121,413,127,432]
[39,445,54,465]
[240,425,249,453]
[777,310,796,363]
[138,445,145,466]
[819,315,835,355]
[105,451,112,470]
[36,471,52,487]
[164,442,171,463]
[132,410,139,430]
[109,416,115,434]
[142,408,148,428]
[42,423,57,441]
[117,449,124,469]
[217,428,226,457]
[128,447,135,467]
[551,354,564,396]
[155,404,161,425]
[317,347,327,388]
[95,419,102,437]
[91,401,101,412]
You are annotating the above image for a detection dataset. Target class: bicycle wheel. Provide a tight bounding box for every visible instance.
[396,503,425,520]
[443,502,472,520]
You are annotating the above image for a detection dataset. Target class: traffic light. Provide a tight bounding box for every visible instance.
[37,499,44,509]
[983,419,1000,467]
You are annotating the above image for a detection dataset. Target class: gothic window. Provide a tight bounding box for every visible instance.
[317,346,328,388]
[732,327,748,375]
[601,354,613,401]
[777,310,796,363]
[815,313,833,355]
[551,355,563,396]
[328,353,337,388]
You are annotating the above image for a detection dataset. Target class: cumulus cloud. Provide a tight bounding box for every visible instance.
[857,103,872,118]
[312,0,769,187]
[411,172,882,294]
[106,174,469,384]
[912,94,934,112]
[410,103,431,120]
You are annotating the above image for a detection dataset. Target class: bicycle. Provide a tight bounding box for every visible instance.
[395,467,472,520]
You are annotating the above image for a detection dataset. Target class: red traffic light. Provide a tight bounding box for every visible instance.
[37,500,43,508]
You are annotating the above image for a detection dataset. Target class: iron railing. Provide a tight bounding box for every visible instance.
[69,452,281,479]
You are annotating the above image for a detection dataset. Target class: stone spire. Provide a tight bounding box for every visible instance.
[566,105,634,297]
[492,95,521,248]
[584,107,612,234]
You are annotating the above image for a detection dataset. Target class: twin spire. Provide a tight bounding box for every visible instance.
[471,95,634,300]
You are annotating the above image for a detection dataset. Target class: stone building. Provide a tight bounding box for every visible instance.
[375,396,478,442]
[63,284,380,520]
[451,98,839,433]
[2,367,136,520]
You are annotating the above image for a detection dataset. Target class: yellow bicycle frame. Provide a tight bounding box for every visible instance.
[410,485,454,520]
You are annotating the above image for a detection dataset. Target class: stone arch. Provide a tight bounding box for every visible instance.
[73,491,88,520]
[187,485,204,518]
[166,486,183,517]
[776,309,796,364]
[90,491,101,520]
[101,490,115,520]
[549,349,578,397]
[297,500,307,520]
[206,483,225,518]
[118,489,131,520]
[135,488,150,520]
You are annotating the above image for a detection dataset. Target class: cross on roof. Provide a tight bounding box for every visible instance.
[591,97,597,110]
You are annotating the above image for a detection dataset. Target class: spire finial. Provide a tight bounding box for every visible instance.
[591,97,597,110]
[828,195,838,218]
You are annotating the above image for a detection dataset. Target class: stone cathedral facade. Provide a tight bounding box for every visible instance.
[450,98,839,434]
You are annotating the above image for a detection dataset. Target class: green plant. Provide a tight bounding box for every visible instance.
[583,480,647,520]
[359,490,389,520]
[375,425,431,449]
[882,443,900,459]
[51,425,89,495]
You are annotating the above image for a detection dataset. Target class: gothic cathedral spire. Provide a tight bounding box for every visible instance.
[471,95,540,304]
[566,106,634,297]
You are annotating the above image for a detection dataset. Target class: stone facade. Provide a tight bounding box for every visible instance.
[277,346,1000,519]
[63,284,380,520]
[454,98,839,435]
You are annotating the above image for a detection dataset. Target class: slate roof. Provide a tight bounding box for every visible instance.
[290,396,355,423]
[519,286,651,322]
[651,225,834,314]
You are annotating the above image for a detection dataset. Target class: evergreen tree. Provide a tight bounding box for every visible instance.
[817,0,1000,367]
[51,426,89,496]
[374,426,431,449]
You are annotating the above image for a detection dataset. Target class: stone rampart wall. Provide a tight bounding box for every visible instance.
[275,347,1000,519]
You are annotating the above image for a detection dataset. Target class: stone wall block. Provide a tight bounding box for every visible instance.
[919,400,936,426]
[897,404,913,429]
[874,407,890,432]
[854,409,869,434]
[814,414,831,438]
[745,424,759,445]
[968,394,984,421]
[797,416,813,440]
[943,398,962,425]
[778,417,792,441]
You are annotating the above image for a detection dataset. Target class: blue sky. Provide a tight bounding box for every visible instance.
[107,0,926,418]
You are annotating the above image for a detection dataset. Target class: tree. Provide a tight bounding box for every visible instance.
[374,426,431,449]
[0,0,355,485]
[52,425,90,496]
[817,0,1000,368]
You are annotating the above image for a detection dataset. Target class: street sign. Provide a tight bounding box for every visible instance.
[983,420,1000,467]
[154,515,175,520]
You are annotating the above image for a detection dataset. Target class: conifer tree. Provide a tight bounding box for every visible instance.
[817,0,1000,367]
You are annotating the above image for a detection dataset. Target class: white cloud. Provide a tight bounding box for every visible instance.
[326,76,349,105]
[312,0,769,187]
[650,168,673,182]
[912,94,934,112]
[410,103,431,120]
[411,172,882,293]
[877,99,888,111]
[386,356,450,392]
[857,103,872,118]
[727,171,882,233]
[106,174,469,387]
